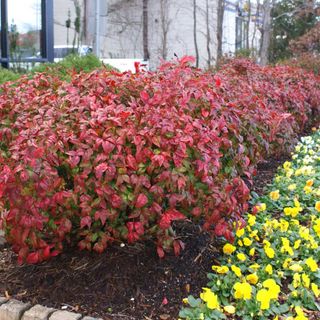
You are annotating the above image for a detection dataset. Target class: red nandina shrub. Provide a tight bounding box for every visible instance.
[0,57,319,264]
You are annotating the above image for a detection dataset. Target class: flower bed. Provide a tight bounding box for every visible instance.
[0,57,319,264]
[180,128,320,319]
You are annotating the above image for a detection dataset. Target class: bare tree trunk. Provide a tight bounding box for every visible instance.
[160,0,171,60]
[246,0,251,50]
[251,0,260,53]
[143,0,149,60]
[260,0,271,65]
[193,0,199,67]
[217,0,225,63]
[205,0,212,67]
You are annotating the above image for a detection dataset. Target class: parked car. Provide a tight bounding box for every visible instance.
[53,45,93,62]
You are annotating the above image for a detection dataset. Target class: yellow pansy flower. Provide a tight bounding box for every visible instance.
[289,264,303,273]
[263,279,280,299]
[302,273,310,288]
[288,183,296,191]
[315,201,320,212]
[284,207,300,218]
[249,248,255,256]
[306,179,314,187]
[248,214,256,226]
[243,237,252,246]
[223,243,236,255]
[305,257,318,272]
[236,228,245,238]
[283,258,292,268]
[231,265,242,277]
[294,306,308,320]
[256,289,271,310]
[293,273,301,288]
[257,203,266,212]
[237,253,246,262]
[265,264,273,275]
[304,185,312,194]
[283,161,291,170]
[313,218,320,237]
[223,305,235,314]
[212,265,229,274]
[246,273,259,285]
[281,237,294,256]
[233,282,252,300]
[279,219,289,232]
[182,297,189,304]
[311,283,320,297]
[249,263,260,271]
[200,288,219,309]
[286,169,294,178]
[269,190,280,201]
[264,245,275,259]
[294,240,301,249]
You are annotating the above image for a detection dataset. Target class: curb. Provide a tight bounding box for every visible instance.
[0,297,103,320]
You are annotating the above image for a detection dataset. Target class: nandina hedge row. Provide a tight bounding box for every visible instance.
[0,57,319,264]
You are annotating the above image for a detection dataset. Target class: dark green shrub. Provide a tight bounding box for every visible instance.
[0,68,20,85]
[31,54,113,81]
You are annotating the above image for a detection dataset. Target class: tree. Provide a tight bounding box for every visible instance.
[205,0,212,67]
[216,0,225,62]
[143,0,149,61]
[269,0,319,62]
[159,0,171,60]
[193,0,199,67]
[260,0,271,65]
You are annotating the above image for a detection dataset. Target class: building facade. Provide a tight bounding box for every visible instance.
[53,0,261,69]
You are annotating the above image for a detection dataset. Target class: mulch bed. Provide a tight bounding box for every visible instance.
[0,156,286,320]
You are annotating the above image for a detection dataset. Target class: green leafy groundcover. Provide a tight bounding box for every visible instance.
[180,128,320,319]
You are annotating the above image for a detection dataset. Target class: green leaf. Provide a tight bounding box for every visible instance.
[188,296,201,308]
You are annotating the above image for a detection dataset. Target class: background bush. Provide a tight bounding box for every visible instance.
[30,54,113,81]
[0,57,319,264]
[0,67,20,85]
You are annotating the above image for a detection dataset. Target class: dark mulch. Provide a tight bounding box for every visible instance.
[0,156,287,320]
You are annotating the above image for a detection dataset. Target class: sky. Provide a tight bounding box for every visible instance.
[8,0,41,33]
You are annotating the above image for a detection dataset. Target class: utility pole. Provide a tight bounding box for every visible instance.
[95,0,100,57]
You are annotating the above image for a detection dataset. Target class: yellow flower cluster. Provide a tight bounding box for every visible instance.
[180,130,320,320]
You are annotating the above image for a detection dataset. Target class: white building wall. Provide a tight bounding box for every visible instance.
[222,0,261,55]
[54,0,80,46]
[53,0,260,68]
[85,0,218,69]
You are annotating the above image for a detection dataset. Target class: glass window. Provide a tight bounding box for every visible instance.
[8,0,42,60]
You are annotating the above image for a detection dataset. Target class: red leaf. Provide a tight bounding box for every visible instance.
[94,210,108,226]
[179,56,195,65]
[140,91,149,102]
[43,246,51,260]
[173,240,183,256]
[135,193,148,208]
[80,216,92,229]
[126,154,138,170]
[93,242,105,254]
[215,77,221,87]
[159,209,186,229]
[102,141,115,154]
[110,194,122,208]
[32,147,44,159]
[134,61,140,73]
[26,252,39,264]
[157,246,165,258]
[95,163,109,179]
